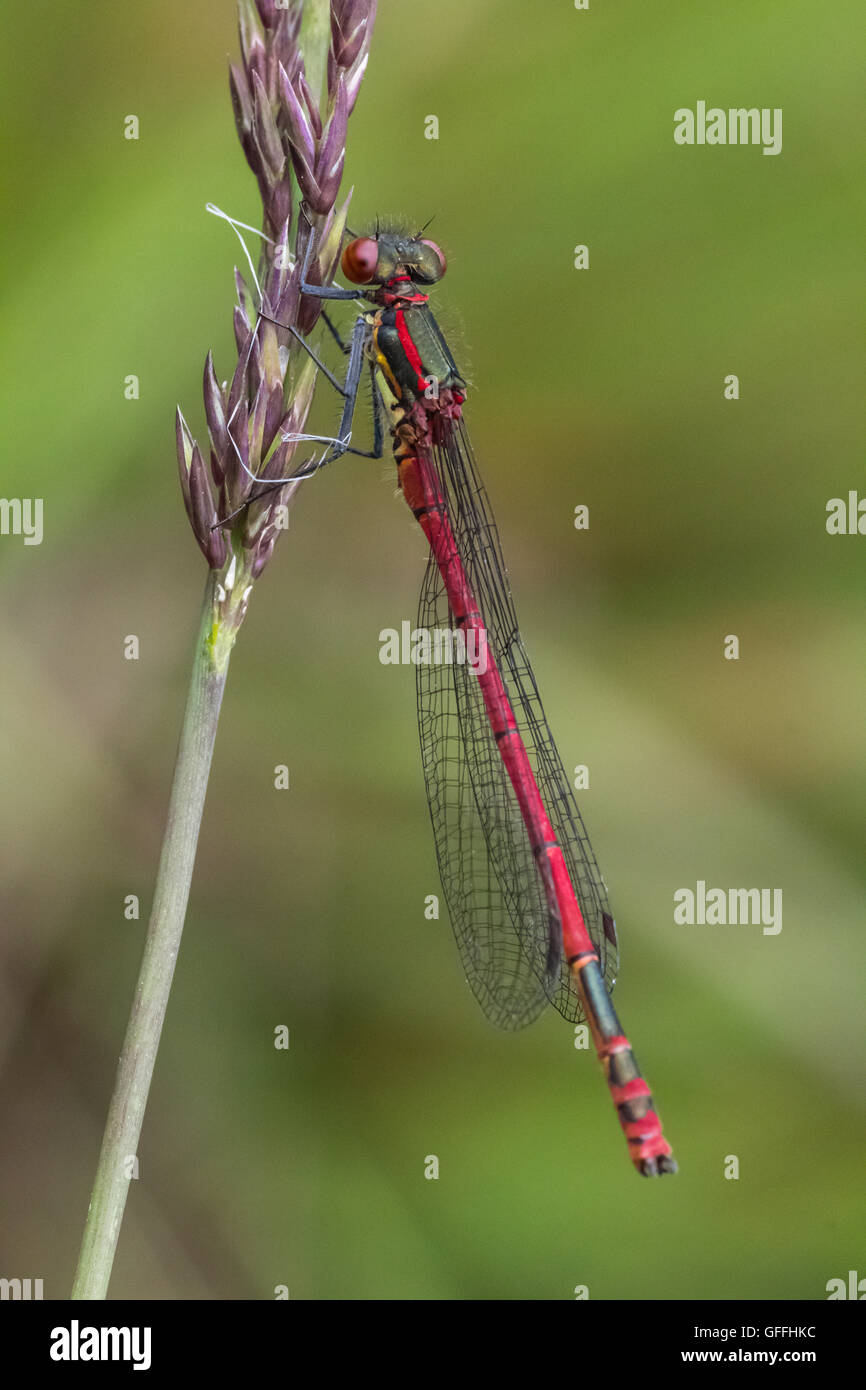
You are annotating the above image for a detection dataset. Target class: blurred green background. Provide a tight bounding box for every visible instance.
[1,0,863,1300]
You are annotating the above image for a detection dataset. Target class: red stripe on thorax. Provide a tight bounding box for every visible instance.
[395,309,430,395]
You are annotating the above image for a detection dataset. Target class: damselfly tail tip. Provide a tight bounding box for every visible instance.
[638,1152,678,1177]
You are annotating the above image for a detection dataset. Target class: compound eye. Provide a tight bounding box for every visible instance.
[341,237,379,284]
[412,238,447,283]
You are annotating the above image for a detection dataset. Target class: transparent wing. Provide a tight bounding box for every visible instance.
[416,420,619,1030]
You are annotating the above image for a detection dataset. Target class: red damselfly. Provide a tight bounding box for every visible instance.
[228,220,676,1177]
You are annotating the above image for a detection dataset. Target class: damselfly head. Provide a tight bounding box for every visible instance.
[341,230,447,288]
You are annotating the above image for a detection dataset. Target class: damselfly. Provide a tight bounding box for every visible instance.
[235,222,676,1177]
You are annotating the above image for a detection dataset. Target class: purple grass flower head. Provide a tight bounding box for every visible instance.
[176,0,377,627]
